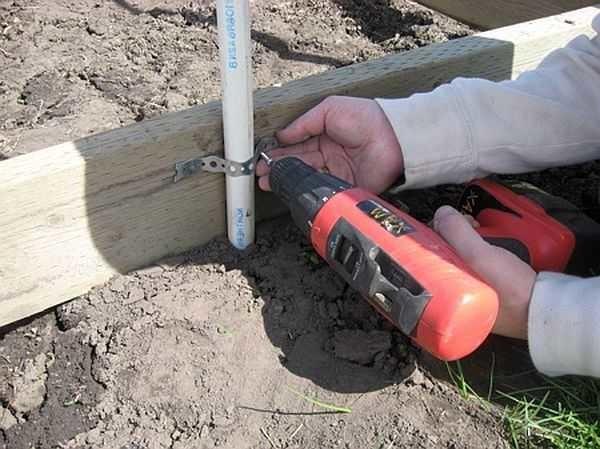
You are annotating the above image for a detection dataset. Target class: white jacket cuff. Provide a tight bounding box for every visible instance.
[376,84,476,191]
[528,272,600,377]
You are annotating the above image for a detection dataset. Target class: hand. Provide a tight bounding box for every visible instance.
[433,206,536,340]
[256,96,404,193]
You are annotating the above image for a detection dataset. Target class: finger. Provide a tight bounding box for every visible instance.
[434,205,534,283]
[287,151,326,169]
[276,99,331,145]
[256,159,270,177]
[269,137,321,157]
[464,214,480,228]
[434,206,536,340]
[258,175,270,191]
[433,206,489,265]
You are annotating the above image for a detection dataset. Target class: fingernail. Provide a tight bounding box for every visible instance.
[434,205,458,219]
[464,214,480,228]
[433,206,458,230]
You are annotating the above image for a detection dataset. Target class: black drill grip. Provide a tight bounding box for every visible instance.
[483,236,531,264]
[269,157,351,237]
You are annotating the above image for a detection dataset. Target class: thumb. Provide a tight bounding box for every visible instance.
[433,206,536,340]
[433,205,490,266]
[276,99,329,145]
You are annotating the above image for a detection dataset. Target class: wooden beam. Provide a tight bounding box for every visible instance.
[0,7,597,328]
[417,0,597,29]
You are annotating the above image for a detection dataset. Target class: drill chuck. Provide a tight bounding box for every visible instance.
[270,157,351,237]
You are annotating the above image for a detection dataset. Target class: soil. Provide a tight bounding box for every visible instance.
[0,0,470,158]
[2,1,599,448]
[1,218,512,449]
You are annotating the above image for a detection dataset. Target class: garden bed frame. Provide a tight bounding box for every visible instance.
[1,5,599,327]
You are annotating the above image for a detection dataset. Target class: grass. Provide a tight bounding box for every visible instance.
[446,361,600,449]
[287,387,352,414]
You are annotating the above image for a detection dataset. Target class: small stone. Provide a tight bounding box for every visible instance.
[110,276,127,292]
[86,21,108,36]
[373,352,386,366]
[10,354,48,414]
[200,424,210,439]
[326,302,339,319]
[318,301,329,319]
[211,411,231,427]
[407,368,426,386]
[270,302,284,315]
[0,406,17,431]
[164,91,189,111]
[126,286,145,303]
[137,265,164,278]
[158,254,186,270]
[86,427,102,444]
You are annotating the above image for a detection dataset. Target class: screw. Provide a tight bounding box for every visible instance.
[259,151,274,167]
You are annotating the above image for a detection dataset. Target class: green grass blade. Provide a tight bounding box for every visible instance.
[287,387,352,414]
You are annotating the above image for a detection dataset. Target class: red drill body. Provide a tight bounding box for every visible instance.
[268,157,498,361]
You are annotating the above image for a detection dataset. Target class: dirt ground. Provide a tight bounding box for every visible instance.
[0,0,470,158]
[2,1,599,448]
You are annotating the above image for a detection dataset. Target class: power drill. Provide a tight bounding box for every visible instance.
[459,178,600,277]
[263,155,499,361]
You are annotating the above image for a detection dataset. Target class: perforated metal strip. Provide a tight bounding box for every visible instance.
[172,137,278,183]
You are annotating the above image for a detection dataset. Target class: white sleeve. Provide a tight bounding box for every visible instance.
[376,18,600,378]
[377,14,600,190]
[528,272,600,377]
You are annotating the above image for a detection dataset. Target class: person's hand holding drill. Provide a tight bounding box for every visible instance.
[257,96,536,341]
[258,12,600,377]
[256,96,404,194]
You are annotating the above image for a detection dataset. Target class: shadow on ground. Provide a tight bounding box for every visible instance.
[333,0,430,42]
[185,217,418,395]
[112,0,182,17]
[113,0,348,67]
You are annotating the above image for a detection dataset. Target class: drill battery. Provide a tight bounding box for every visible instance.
[459,178,600,277]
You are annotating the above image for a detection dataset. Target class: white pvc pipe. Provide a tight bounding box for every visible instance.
[216,0,254,249]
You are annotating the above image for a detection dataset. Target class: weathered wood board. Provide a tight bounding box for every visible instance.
[417,0,597,29]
